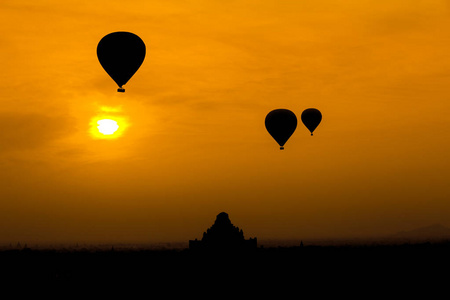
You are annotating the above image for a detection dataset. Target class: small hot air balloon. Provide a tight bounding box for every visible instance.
[265,109,297,150]
[97,32,146,92]
[301,108,322,136]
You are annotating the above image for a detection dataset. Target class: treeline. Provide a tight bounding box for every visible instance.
[1,242,449,281]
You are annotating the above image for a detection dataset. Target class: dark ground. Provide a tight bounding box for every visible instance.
[2,242,450,287]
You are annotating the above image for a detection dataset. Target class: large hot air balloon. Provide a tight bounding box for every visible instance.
[265,109,297,150]
[97,32,146,92]
[301,108,322,136]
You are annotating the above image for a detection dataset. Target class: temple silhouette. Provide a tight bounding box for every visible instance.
[189,212,257,252]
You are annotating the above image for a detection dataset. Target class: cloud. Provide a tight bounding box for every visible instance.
[0,111,74,152]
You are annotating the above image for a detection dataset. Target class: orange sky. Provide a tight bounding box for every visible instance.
[1,0,450,245]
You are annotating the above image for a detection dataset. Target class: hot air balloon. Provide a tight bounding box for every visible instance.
[301,108,322,136]
[97,32,146,92]
[265,109,297,150]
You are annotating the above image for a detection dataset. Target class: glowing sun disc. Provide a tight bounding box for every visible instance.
[90,111,129,139]
[97,119,119,135]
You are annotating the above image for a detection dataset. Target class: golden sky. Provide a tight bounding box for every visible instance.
[1,0,450,245]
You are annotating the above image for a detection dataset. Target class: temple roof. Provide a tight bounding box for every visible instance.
[189,212,256,252]
[202,212,244,242]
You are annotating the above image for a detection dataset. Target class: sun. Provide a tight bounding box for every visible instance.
[90,115,129,139]
[97,119,119,135]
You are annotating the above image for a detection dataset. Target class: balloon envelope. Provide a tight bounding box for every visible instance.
[265,109,297,150]
[97,32,146,92]
[301,108,322,135]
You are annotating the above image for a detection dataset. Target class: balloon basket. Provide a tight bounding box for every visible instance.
[117,88,125,92]
[280,147,284,150]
